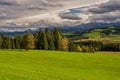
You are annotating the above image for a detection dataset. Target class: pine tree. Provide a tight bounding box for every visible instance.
[38,32,48,50]
[43,33,48,50]
[2,36,7,49]
[45,28,49,35]
[53,28,62,50]
[8,37,12,49]
[14,36,23,49]
[11,38,16,49]
[23,33,34,51]
[0,35,3,49]
[47,36,55,50]
[2,37,9,49]
[45,28,55,50]
[37,30,43,49]
[15,39,20,49]
[34,31,39,49]
[69,42,76,52]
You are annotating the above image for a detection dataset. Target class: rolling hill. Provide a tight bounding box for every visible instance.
[65,26,120,42]
[0,50,120,80]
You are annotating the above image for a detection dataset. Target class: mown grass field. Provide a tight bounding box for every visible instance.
[0,50,120,80]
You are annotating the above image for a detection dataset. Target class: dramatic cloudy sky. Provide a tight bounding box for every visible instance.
[0,0,119,32]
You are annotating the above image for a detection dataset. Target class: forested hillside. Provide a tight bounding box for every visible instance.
[64,26,120,52]
[65,26,120,41]
[0,27,120,52]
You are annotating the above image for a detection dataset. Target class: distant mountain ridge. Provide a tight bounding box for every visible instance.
[0,22,120,36]
[60,22,120,32]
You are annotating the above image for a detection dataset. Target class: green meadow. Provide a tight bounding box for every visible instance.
[0,50,120,80]
[65,26,120,41]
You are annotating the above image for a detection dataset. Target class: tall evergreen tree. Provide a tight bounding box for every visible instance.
[47,36,55,50]
[11,38,16,49]
[45,28,49,35]
[0,35,3,49]
[45,28,55,50]
[37,30,43,49]
[34,31,39,49]
[14,36,23,49]
[2,37,10,49]
[53,28,62,50]
[38,32,48,50]
[43,32,48,50]
[8,37,13,49]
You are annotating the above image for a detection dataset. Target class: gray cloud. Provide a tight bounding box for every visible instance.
[59,13,82,20]
[89,11,120,22]
[0,0,111,32]
[88,0,120,14]
[0,0,19,6]
[28,5,48,10]
[41,1,63,7]
[84,0,120,23]
[0,13,7,19]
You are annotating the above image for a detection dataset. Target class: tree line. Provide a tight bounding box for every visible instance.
[0,28,120,52]
[75,41,120,52]
[0,28,75,52]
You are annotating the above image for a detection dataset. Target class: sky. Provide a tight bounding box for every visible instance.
[0,0,119,32]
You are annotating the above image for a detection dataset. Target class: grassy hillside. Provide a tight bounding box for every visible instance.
[82,26,120,41]
[65,26,120,41]
[0,50,120,80]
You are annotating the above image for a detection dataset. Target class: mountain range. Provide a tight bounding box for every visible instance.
[1,22,120,36]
